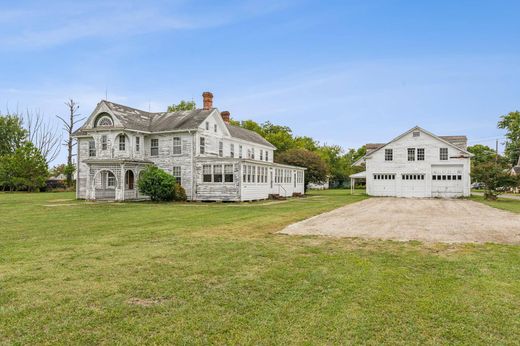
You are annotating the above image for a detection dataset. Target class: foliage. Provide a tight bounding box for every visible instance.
[0,142,48,191]
[174,183,187,201]
[137,165,177,201]
[497,111,520,166]
[0,114,27,156]
[467,144,497,164]
[49,163,66,177]
[167,100,197,112]
[276,148,328,188]
[471,159,519,200]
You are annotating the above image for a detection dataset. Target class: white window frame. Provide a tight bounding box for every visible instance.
[150,138,159,156]
[89,140,96,157]
[407,148,415,161]
[440,148,448,160]
[172,166,181,186]
[385,149,392,161]
[219,141,223,157]
[173,137,182,155]
[417,148,425,161]
[200,137,205,155]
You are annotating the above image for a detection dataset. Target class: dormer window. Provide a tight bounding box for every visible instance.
[118,135,126,151]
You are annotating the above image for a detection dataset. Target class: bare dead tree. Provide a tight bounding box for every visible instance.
[56,99,83,186]
[22,108,62,165]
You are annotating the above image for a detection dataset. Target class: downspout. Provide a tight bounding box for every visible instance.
[190,130,196,201]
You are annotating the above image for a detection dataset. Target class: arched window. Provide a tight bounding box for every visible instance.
[125,170,134,190]
[95,113,113,127]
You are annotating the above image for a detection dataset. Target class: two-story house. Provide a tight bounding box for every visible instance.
[353,126,473,198]
[73,92,305,201]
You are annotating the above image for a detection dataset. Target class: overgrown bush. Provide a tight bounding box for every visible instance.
[137,166,188,202]
[174,183,187,201]
[137,166,176,201]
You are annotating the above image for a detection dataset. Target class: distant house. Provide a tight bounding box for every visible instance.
[353,126,473,198]
[72,92,305,201]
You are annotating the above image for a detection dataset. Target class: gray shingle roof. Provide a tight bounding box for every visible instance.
[74,100,275,148]
[226,124,275,147]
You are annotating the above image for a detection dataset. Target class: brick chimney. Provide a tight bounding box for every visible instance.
[221,111,230,124]
[202,91,213,110]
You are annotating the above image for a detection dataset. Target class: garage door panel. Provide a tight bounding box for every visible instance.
[431,165,463,198]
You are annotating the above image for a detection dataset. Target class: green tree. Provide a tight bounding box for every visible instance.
[294,136,319,151]
[137,165,177,201]
[467,144,496,164]
[0,142,48,191]
[0,114,27,156]
[471,159,519,200]
[497,111,520,166]
[276,148,328,189]
[167,100,196,112]
[317,145,348,185]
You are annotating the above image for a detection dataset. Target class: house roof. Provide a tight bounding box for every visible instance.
[354,126,473,165]
[74,100,275,148]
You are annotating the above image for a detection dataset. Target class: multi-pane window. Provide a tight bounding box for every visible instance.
[385,149,393,161]
[214,165,223,182]
[440,148,448,160]
[205,122,209,131]
[214,124,217,133]
[252,166,256,183]
[417,148,425,161]
[373,174,396,180]
[224,164,234,182]
[265,151,269,161]
[260,150,263,161]
[407,148,415,161]
[173,137,181,155]
[107,172,116,187]
[239,145,243,158]
[89,140,96,157]
[243,166,247,182]
[432,174,461,181]
[172,166,181,186]
[119,135,126,151]
[251,148,255,160]
[203,165,212,182]
[219,141,223,157]
[413,131,420,137]
[230,144,235,158]
[247,165,252,183]
[200,137,205,154]
[135,137,140,152]
[101,135,107,150]
[151,138,159,156]
[247,149,251,159]
[401,174,425,180]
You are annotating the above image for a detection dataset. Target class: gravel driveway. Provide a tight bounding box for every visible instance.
[280,198,520,244]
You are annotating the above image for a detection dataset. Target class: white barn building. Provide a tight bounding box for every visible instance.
[73,92,305,201]
[353,126,473,198]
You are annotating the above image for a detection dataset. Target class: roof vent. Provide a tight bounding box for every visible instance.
[413,131,420,137]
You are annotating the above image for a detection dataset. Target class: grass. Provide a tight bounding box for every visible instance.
[1,190,520,344]
[470,194,520,214]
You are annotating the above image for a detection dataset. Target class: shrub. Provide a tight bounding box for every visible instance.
[137,166,176,201]
[173,183,187,201]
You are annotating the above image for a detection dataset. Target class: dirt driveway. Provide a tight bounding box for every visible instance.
[280,198,520,244]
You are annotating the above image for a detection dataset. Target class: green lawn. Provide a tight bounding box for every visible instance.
[470,194,520,214]
[1,190,520,344]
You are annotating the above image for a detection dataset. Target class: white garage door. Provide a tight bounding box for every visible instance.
[431,165,464,198]
[371,173,396,196]
[399,173,427,197]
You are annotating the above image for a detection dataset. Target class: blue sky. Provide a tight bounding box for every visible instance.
[1,0,519,165]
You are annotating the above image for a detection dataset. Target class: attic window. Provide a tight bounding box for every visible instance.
[413,131,420,137]
[95,114,113,127]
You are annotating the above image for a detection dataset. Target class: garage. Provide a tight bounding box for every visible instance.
[399,173,427,197]
[431,165,464,197]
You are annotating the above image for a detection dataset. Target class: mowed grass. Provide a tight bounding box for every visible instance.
[470,194,520,214]
[1,191,520,345]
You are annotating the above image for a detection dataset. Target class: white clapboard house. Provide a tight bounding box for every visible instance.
[352,126,473,198]
[73,92,305,201]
